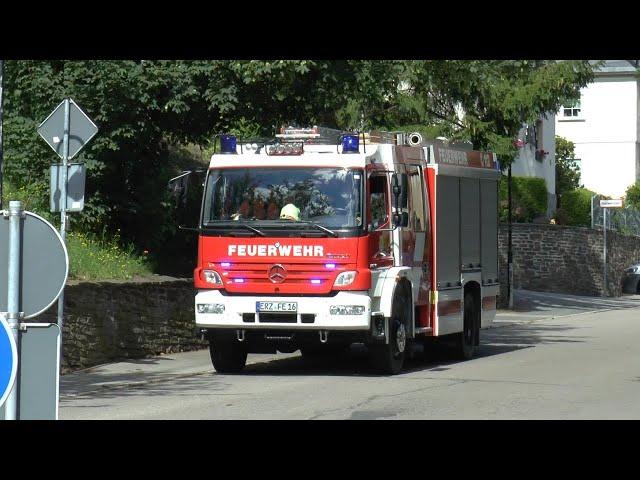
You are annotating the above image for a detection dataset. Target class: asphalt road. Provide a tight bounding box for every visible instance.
[59,291,640,420]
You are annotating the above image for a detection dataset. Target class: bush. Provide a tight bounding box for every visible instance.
[556,188,597,226]
[1,179,55,224]
[625,181,640,210]
[499,176,548,223]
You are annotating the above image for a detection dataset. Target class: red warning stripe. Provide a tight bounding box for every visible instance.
[482,296,496,310]
[438,300,461,316]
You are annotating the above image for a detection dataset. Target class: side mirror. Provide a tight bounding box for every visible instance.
[168,169,206,230]
[400,173,408,209]
[392,173,401,197]
[167,171,191,206]
[391,173,409,228]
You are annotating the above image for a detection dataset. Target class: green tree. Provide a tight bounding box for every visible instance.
[2,60,406,274]
[625,181,640,209]
[2,60,599,275]
[555,135,582,202]
[396,61,597,167]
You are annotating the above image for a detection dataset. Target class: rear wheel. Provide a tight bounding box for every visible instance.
[209,339,248,373]
[456,292,478,360]
[369,289,410,375]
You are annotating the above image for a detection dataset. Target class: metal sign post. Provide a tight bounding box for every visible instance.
[3,201,23,419]
[600,199,623,297]
[1,206,69,419]
[603,207,607,297]
[56,99,70,366]
[37,98,97,372]
[0,59,4,211]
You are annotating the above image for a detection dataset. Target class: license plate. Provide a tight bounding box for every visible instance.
[256,301,298,312]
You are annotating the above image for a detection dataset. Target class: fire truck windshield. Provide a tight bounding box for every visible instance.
[202,167,363,233]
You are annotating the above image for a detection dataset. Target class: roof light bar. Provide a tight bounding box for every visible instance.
[266,142,304,156]
[341,134,359,153]
[276,125,320,140]
[220,134,237,154]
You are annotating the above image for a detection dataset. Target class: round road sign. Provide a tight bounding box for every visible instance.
[0,210,69,319]
[0,317,18,407]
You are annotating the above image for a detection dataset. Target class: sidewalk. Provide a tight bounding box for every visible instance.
[60,289,640,399]
[493,289,640,326]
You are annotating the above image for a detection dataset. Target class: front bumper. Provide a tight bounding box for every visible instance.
[195,290,371,330]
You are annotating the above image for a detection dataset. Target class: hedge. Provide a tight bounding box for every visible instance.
[556,188,597,226]
[499,176,548,223]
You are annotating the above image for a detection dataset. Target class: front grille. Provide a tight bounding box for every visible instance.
[217,262,343,285]
[242,313,255,323]
[259,312,297,323]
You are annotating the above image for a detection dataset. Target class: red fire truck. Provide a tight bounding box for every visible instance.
[192,127,500,374]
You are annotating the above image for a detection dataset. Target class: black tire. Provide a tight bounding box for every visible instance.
[209,339,248,373]
[369,289,410,375]
[456,292,478,360]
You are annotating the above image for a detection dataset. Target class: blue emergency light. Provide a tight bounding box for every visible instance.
[220,134,237,154]
[341,134,359,153]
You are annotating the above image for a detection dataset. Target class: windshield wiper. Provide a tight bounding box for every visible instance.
[238,224,266,237]
[203,222,266,237]
[295,221,339,238]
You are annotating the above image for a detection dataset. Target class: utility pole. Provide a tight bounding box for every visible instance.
[603,207,607,297]
[507,164,514,309]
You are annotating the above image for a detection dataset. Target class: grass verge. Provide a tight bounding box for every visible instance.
[67,231,153,281]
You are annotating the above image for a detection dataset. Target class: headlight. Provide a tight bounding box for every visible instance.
[197,303,225,314]
[202,269,223,285]
[330,305,365,315]
[333,271,357,287]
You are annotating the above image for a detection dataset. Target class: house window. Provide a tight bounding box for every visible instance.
[562,99,581,118]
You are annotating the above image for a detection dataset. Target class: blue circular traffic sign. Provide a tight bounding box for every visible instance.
[0,317,18,408]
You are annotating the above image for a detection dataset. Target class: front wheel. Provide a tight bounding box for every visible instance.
[209,339,248,373]
[369,289,410,375]
[456,292,478,360]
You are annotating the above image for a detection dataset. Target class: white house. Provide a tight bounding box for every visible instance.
[511,114,557,217]
[555,60,640,199]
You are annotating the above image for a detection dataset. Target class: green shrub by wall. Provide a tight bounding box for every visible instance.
[625,181,640,210]
[557,188,597,226]
[499,176,548,223]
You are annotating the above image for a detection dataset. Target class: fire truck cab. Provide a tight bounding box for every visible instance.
[193,127,500,374]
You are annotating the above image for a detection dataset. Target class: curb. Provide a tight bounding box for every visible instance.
[491,303,640,329]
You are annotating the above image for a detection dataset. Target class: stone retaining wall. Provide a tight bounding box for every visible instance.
[39,277,205,372]
[498,224,640,307]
